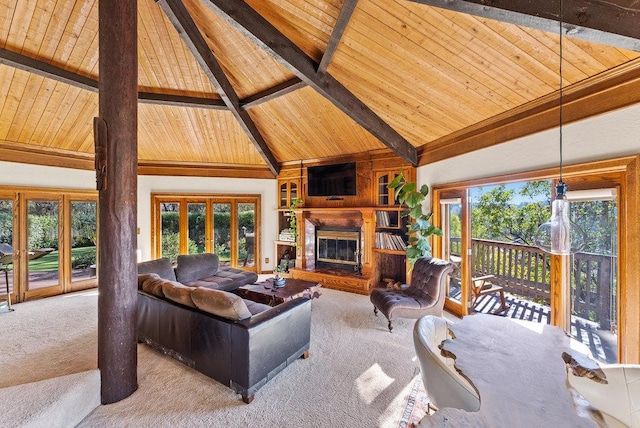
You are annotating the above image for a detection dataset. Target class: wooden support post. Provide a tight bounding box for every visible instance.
[97,0,138,404]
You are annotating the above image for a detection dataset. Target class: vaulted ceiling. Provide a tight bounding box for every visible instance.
[1,0,639,178]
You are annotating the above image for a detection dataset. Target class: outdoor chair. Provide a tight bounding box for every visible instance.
[370,256,457,332]
[469,274,509,314]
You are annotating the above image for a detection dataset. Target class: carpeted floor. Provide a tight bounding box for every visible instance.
[1,287,432,427]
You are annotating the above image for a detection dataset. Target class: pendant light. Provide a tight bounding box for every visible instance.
[534,0,586,255]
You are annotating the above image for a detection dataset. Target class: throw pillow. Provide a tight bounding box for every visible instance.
[141,275,167,298]
[137,258,177,282]
[191,287,252,320]
[162,281,197,308]
[137,273,159,289]
[175,253,219,284]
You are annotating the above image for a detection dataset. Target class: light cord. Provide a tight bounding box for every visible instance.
[559,0,564,182]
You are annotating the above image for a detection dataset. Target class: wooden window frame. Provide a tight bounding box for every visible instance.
[151,193,261,272]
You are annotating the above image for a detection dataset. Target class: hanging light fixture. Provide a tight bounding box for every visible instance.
[534,0,586,255]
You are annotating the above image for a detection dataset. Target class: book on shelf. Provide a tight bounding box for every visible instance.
[375,231,407,251]
[376,210,391,227]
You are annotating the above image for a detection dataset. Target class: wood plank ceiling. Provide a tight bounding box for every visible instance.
[0,0,639,177]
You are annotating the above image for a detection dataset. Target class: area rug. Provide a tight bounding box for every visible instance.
[397,373,430,428]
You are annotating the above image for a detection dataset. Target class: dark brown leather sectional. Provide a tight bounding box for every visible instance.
[136,255,312,403]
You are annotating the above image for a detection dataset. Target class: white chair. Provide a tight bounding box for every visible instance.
[567,364,640,427]
[413,315,480,413]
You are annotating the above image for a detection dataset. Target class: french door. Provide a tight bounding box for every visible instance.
[153,194,260,272]
[0,188,97,303]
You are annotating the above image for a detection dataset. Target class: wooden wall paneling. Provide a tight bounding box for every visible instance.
[17,78,60,144]
[184,0,293,100]
[3,0,36,52]
[362,2,525,111]
[250,87,385,162]
[5,73,45,142]
[244,0,341,63]
[34,0,77,62]
[52,90,97,153]
[55,0,96,71]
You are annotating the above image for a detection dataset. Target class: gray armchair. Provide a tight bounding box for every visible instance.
[370,256,457,332]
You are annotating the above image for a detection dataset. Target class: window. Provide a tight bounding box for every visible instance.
[152,194,261,272]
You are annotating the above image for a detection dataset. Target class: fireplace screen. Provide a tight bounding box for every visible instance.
[316,230,360,266]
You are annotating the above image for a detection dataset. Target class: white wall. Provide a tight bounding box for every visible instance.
[0,163,278,271]
[137,175,278,269]
[0,162,96,189]
[418,103,640,209]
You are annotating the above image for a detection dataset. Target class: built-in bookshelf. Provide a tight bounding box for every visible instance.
[374,209,407,252]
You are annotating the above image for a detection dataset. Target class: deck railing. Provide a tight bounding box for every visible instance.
[450,237,616,329]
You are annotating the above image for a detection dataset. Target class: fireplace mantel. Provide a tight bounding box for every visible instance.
[288,206,379,294]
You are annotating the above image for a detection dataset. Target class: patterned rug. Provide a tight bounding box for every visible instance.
[398,374,431,427]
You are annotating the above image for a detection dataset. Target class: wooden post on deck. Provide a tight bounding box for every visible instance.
[97,0,138,404]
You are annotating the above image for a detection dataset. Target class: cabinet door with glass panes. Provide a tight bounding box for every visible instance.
[278,179,300,209]
[375,169,414,206]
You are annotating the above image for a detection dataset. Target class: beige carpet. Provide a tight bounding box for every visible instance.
[1,287,428,427]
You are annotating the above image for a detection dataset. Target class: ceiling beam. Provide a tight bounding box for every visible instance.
[317,0,359,74]
[408,0,640,52]
[0,47,97,91]
[201,0,418,166]
[0,47,227,110]
[158,0,279,176]
[241,77,306,109]
[137,93,226,109]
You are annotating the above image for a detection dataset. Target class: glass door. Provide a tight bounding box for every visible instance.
[212,202,232,267]
[24,198,62,299]
[237,202,256,268]
[69,200,97,290]
[187,202,206,254]
[568,188,618,363]
[0,197,15,303]
[439,191,467,316]
[160,202,181,263]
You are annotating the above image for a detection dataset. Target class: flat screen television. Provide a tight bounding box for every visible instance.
[307,162,357,197]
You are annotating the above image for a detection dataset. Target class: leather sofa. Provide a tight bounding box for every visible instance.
[137,253,258,291]
[136,255,311,403]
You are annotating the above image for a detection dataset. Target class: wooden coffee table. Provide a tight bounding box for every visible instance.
[237,278,322,307]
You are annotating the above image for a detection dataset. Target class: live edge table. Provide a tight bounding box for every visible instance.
[420,314,603,427]
[237,278,322,307]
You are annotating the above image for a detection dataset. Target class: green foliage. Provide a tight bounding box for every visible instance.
[28,215,58,250]
[161,233,198,264]
[71,247,96,269]
[388,171,442,266]
[471,181,551,245]
[288,198,303,247]
[71,202,96,247]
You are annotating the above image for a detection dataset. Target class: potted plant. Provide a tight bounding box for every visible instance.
[388,171,442,266]
[288,197,304,247]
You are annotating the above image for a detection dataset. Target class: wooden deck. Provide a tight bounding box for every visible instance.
[450,285,618,364]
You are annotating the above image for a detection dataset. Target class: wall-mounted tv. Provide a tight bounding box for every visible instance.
[307,162,357,197]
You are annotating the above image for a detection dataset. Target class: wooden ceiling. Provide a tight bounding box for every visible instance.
[1,0,639,178]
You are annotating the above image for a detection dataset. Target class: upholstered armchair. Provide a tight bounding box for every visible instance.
[370,256,457,332]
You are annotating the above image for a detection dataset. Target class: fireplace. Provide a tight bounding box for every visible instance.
[315,228,361,272]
